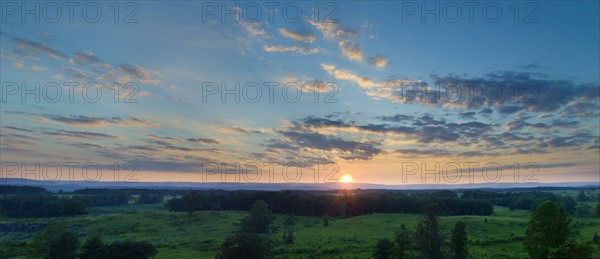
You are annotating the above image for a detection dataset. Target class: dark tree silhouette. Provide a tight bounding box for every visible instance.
[102,240,158,259]
[80,236,104,259]
[373,238,394,259]
[394,224,412,259]
[282,229,295,244]
[216,233,270,259]
[450,221,467,259]
[414,203,445,259]
[47,231,78,259]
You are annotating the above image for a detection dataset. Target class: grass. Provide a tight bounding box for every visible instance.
[1,204,599,259]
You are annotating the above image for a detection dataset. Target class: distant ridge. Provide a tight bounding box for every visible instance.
[1,178,597,192]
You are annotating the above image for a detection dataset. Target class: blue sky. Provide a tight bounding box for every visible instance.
[1,1,598,185]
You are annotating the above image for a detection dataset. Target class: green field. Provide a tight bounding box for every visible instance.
[2,203,599,259]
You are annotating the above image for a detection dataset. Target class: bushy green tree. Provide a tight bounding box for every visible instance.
[282,229,295,244]
[80,236,104,259]
[47,231,78,259]
[240,200,274,233]
[550,239,594,259]
[322,214,329,226]
[216,233,270,259]
[524,201,572,259]
[32,223,76,258]
[79,236,156,259]
[283,213,296,225]
[593,233,600,251]
[577,190,589,201]
[373,238,394,259]
[559,196,577,214]
[103,240,158,259]
[450,221,467,259]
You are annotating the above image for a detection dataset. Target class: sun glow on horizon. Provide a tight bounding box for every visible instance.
[340,174,354,183]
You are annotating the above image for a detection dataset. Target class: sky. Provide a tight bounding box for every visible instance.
[1,1,599,186]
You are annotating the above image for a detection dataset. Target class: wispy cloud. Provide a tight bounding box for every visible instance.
[242,21,270,38]
[369,55,389,68]
[72,51,111,70]
[308,20,358,39]
[117,64,160,85]
[264,45,321,55]
[38,114,159,128]
[220,126,249,134]
[14,38,65,59]
[278,28,316,43]
[41,130,120,140]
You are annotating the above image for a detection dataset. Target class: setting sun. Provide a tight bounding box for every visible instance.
[340,174,354,183]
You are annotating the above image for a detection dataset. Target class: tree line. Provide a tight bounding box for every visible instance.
[0,186,165,218]
[166,190,494,217]
[461,190,579,213]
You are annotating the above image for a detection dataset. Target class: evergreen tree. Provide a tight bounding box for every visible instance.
[450,221,467,259]
[393,224,412,259]
[414,203,445,259]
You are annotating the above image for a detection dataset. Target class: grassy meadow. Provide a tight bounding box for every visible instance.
[2,200,599,259]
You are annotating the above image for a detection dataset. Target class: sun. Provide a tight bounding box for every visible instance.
[339,174,354,183]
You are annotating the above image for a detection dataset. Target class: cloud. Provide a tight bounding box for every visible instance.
[13,60,25,68]
[296,114,494,144]
[39,114,159,127]
[379,114,415,122]
[72,51,111,70]
[3,126,34,132]
[560,102,600,118]
[320,63,375,87]
[338,40,363,61]
[41,130,119,139]
[270,130,383,161]
[31,65,48,71]
[146,135,220,146]
[186,138,220,144]
[429,72,600,112]
[14,38,65,59]
[369,55,389,68]
[117,64,160,85]
[59,65,96,81]
[281,77,337,93]
[242,21,270,38]
[220,126,249,134]
[332,70,599,111]
[278,28,316,43]
[308,20,358,39]
[263,45,321,55]
[321,63,419,89]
